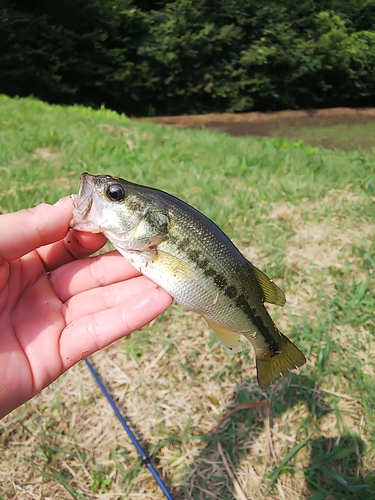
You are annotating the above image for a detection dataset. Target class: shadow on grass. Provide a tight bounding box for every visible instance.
[172,373,374,500]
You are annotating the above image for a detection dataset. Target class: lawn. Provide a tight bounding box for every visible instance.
[0,95,374,499]
[146,109,375,152]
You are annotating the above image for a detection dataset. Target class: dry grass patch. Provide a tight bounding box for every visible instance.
[3,185,373,499]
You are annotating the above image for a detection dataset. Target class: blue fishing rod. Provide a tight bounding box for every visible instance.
[85,357,175,500]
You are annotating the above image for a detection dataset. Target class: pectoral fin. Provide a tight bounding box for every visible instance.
[206,319,242,353]
[252,265,286,306]
[154,250,198,280]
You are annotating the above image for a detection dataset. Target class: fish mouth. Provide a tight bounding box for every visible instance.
[70,173,95,229]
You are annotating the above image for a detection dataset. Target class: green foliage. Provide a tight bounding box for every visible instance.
[89,469,112,492]
[2,0,375,114]
[0,0,151,113]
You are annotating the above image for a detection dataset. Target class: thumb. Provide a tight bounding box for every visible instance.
[0,197,73,262]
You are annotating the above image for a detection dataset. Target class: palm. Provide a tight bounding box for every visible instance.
[1,252,65,411]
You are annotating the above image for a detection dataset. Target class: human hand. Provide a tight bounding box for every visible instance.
[0,197,173,419]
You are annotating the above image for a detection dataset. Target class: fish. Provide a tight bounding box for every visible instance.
[70,172,306,389]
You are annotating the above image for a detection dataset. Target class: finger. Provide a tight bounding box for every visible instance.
[0,197,73,262]
[34,196,108,272]
[59,285,173,369]
[50,251,141,302]
[38,228,107,272]
[64,275,156,322]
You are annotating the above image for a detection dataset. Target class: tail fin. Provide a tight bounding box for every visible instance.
[256,334,306,389]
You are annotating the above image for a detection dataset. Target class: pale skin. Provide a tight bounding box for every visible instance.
[0,197,173,419]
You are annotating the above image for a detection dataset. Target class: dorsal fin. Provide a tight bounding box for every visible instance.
[252,265,286,306]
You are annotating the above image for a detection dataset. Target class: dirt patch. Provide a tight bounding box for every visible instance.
[142,108,375,151]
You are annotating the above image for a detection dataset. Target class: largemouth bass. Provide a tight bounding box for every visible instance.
[70,173,306,388]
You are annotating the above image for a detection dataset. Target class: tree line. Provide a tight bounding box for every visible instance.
[1,0,375,115]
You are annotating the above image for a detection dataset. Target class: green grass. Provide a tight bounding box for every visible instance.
[279,121,375,152]
[0,95,374,499]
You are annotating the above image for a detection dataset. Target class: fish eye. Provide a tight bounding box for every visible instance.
[106,183,126,202]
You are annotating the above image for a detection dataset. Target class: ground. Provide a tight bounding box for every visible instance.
[144,107,375,151]
[1,98,374,500]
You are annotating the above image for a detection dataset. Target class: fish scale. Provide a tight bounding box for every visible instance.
[71,172,306,389]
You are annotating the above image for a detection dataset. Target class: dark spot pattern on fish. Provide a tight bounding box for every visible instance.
[198,258,210,270]
[186,251,229,290]
[202,267,217,278]
[124,198,143,212]
[176,238,190,251]
[169,235,280,352]
[197,260,228,289]
[186,249,200,262]
[224,285,237,299]
[235,294,279,352]
[213,274,227,288]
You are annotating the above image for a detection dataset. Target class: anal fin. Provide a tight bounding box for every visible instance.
[205,319,242,353]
